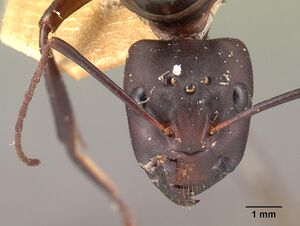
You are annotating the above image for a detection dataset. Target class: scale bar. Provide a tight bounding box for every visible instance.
[245,206,282,208]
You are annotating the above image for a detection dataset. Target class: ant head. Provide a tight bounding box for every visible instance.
[124,38,253,206]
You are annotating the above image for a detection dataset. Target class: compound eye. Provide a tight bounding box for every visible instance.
[131,87,148,106]
[132,0,198,15]
[233,83,249,112]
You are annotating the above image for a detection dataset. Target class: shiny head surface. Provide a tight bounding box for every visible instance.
[124,38,253,206]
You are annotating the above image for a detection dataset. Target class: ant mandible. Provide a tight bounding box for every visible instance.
[11,1,300,226]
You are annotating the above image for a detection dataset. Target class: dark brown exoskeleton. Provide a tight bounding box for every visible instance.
[14,0,300,225]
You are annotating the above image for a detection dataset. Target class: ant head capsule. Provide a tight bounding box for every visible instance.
[125,38,253,206]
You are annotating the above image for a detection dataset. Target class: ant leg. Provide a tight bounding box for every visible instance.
[39,0,92,48]
[15,1,135,225]
[15,0,93,165]
[44,53,135,226]
[14,35,136,226]
[36,0,91,149]
[211,89,300,133]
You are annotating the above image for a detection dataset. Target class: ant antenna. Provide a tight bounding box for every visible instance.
[210,89,300,134]
[14,45,51,166]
